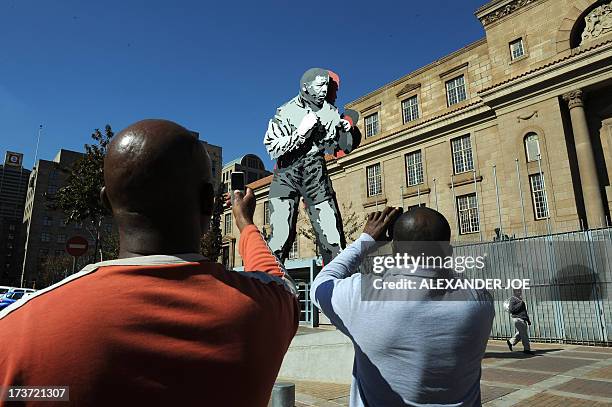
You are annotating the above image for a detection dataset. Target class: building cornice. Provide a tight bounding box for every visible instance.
[475,0,544,26]
[478,40,612,110]
[345,38,487,109]
[328,102,494,172]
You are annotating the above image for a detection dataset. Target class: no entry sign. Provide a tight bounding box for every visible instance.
[66,236,88,257]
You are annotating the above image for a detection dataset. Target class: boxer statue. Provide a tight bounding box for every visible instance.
[263,68,360,264]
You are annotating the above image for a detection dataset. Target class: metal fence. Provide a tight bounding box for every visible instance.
[454,228,612,345]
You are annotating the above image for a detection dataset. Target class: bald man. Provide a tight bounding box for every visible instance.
[0,120,299,406]
[311,207,494,407]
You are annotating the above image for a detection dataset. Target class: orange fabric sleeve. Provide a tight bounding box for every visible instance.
[239,224,285,277]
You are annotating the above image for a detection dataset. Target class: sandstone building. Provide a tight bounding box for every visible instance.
[223,0,612,273]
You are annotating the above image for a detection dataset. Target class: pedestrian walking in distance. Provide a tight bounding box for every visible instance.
[506,289,534,355]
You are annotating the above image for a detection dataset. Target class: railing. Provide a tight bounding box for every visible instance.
[454,228,612,345]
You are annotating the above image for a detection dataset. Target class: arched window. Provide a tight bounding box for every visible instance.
[524,133,541,162]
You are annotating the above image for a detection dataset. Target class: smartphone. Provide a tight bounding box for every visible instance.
[230,172,246,204]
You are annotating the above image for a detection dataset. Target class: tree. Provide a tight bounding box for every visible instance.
[51,125,115,264]
[297,201,366,252]
[38,255,74,288]
[201,184,225,261]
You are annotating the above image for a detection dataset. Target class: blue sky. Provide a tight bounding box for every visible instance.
[0,0,486,170]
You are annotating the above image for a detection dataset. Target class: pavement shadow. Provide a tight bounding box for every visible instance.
[484,349,563,359]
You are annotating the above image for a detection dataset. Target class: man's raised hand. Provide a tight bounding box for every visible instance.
[363,207,403,241]
[230,188,256,232]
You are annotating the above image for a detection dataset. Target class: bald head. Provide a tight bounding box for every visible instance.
[102,119,214,256]
[393,207,451,242]
[391,207,451,258]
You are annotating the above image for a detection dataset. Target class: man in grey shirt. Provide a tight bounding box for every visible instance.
[311,207,495,406]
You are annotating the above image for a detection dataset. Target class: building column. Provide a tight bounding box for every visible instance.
[563,90,606,228]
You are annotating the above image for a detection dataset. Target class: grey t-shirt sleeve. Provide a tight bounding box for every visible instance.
[310,234,374,334]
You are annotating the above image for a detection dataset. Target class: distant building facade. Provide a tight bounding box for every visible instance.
[0,152,31,286]
[201,141,222,188]
[219,154,271,268]
[190,131,222,188]
[225,0,612,269]
[221,154,271,193]
[20,150,103,288]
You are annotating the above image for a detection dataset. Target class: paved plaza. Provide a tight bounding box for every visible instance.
[280,340,612,406]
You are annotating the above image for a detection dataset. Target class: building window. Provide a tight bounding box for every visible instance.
[58,217,66,227]
[446,75,467,106]
[524,133,540,162]
[41,232,51,242]
[6,242,13,249]
[8,224,15,231]
[39,248,49,260]
[222,245,230,268]
[224,213,232,235]
[408,203,426,211]
[104,223,113,234]
[457,193,480,234]
[43,216,53,226]
[530,173,549,220]
[7,234,14,240]
[451,135,474,174]
[402,95,419,123]
[510,38,525,60]
[405,150,424,186]
[364,113,379,138]
[263,201,271,225]
[47,185,58,195]
[288,240,299,259]
[54,250,63,257]
[57,234,66,243]
[366,163,383,197]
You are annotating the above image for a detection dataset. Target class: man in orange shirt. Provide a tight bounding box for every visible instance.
[0,119,299,406]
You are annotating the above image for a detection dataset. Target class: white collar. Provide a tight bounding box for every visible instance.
[91,253,207,268]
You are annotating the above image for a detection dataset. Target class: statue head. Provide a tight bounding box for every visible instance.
[300,68,329,107]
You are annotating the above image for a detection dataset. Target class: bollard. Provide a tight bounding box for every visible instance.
[268,382,295,407]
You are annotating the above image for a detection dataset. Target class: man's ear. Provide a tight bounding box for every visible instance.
[200,182,215,217]
[100,187,112,212]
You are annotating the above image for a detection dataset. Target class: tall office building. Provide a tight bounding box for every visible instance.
[0,152,31,285]
[21,149,97,288]
[189,131,222,188]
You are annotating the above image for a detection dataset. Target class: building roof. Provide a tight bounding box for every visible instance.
[222,153,267,170]
[480,38,612,93]
[474,0,508,14]
[345,38,487,108]
[247,174,273,189]
[223,156,244,168]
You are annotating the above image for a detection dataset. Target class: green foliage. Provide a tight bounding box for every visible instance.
[201,184,224,261]
[298,201,366,247]
[38,255,75,288]
[101,231,120,260]
[54,126,113,224]
[51,125,116,263]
